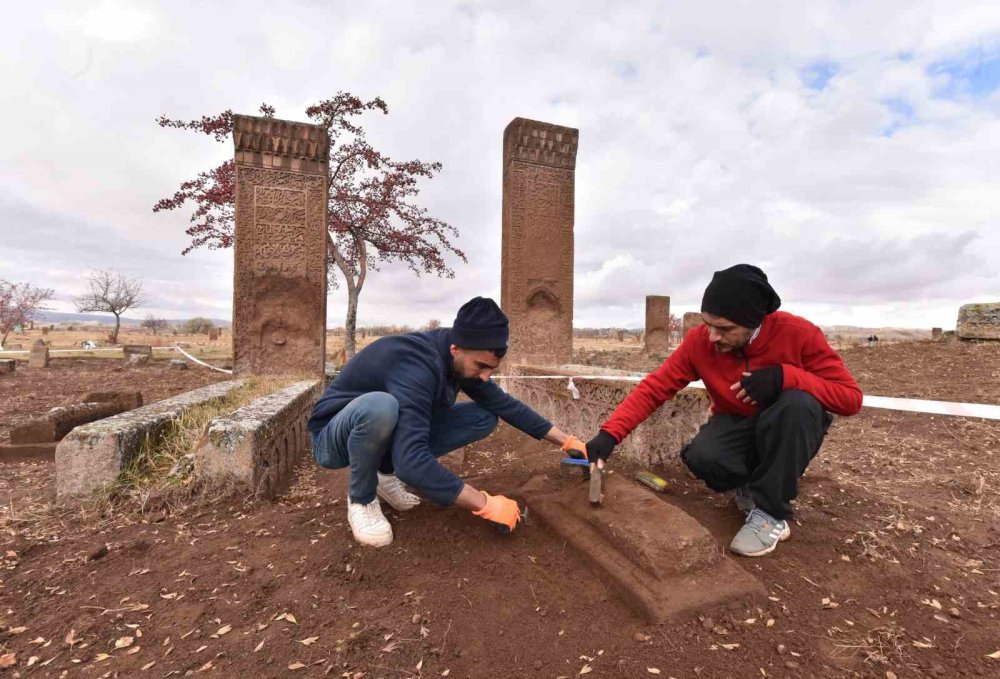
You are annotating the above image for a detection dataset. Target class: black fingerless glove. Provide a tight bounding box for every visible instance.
[739,365,784,406]
[585,430,618,463]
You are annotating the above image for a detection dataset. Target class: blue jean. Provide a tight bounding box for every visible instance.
[311,392,498,504]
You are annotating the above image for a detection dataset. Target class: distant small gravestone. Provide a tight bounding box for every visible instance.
[0,359,15,375]
[682,312,704,337]
[29,339,49,368]
[122,345,153,363]
[41,327,50,336]
[931,327,943,340]
[208,328,220,341]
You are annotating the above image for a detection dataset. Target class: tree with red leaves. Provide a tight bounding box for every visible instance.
[154,95,466,356]
[0,280,55,348]
[669,313,683,342]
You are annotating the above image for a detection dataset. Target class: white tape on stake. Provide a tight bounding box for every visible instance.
[494,374,1000,420]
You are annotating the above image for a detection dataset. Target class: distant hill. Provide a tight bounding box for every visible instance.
[35,311,231,328]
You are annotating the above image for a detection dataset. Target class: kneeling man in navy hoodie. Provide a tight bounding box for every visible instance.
[307,296,583,547]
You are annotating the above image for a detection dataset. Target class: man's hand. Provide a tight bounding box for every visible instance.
[585,430,618,464]
[560,435,587,460]
[472,492,521,531]
[730,365,784,406]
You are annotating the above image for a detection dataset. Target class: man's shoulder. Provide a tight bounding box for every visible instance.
[768,311,821,335]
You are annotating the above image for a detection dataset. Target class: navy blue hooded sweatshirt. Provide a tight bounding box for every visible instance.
[307,328,552,506]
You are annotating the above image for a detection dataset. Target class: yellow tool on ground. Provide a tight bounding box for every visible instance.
[635,471,668,493]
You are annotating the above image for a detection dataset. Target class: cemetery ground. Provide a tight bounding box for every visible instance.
[1,339,999,677]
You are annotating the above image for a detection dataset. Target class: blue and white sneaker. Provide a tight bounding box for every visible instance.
[734,485,756,514]
[729,508,790,557]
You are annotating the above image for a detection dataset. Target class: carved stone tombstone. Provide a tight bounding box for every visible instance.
[500,118,578,365]
[682,312,704,338]
[29,339,49,368]
[232,115,329,377]
[644,295,671,356]
[931,327,943,340]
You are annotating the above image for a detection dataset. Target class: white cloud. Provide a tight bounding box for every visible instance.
[1,0,999,334]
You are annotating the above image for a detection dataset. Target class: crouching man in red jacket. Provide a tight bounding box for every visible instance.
[570,265,863,557]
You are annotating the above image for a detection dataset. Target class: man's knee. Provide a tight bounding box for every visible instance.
[472,408,498,436]
[353,392,399,440]
[681,439,716,479]
[763,389,822,420]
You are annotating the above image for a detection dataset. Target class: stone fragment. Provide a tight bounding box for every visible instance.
[644,295,671,356]
[122,345,153,361]
[232,114,329,377]
[56,380,245,499]
[0,359,14,374]
[931,327,943,339]
[28,339,49,368]
[128,353,151,365]
[208,327,220,340]
[11,401,126,444]
[169,358,189,370]
[682,312,704,337]
[956,303,1000,340]
[194,380,321,500]
[501,117,578,366]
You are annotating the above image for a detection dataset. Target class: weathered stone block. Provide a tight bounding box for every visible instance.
[169,359,189,370]
[682,312,703,337]
[0,359,14,374]
[957,303,1000,340]
[29,339,48,368]
[506,364,710,467]
[11,402,126,444]
[522,475,764,622]
[0,442,56,461]
[195,380,321,499]
[644,295,671,356]
[501,117,578,366]
[81,391,144,410]
[931,327,943,339]
[56,380,245,499]
[232,114,329,377]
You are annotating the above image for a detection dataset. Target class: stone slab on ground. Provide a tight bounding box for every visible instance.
[11,401,126,444]
[195,380,321,500]
[55,380,246,500]
[80,391,144,410]
[957,303,1000,340]
[0,359,14,374]
[521,474,764,623]
[507,364,710,467]
[0,442,56,462]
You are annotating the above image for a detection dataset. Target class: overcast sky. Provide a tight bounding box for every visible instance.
[2,1,998,330]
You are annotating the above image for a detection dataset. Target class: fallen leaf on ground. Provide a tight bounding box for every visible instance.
[580,665,593,675]
[94,652,111,661]
[115,636,134,649]
[289,661,306,670]
[213,625,231,637]
[298,637,319,646]
[254,640,265,653]
[986,650,1000,659]
[0,654,15,668]
[647,669,661,675]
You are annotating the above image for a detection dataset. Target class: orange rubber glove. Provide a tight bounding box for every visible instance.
[473,492,521,531]
[560,435,587,460]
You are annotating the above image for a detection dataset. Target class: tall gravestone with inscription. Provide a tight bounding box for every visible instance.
[500,118,578,365]
[232,115,328,377]
[644,295,671,356]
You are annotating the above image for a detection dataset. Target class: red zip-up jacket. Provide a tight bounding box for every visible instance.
[601,311,863,442]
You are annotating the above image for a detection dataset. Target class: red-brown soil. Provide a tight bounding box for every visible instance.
[2,340,999,677]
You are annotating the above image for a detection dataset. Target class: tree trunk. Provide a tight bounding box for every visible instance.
[0,328,9,348]
[328,233,367,359]
[344,288,359,357]
[111,314,121,345]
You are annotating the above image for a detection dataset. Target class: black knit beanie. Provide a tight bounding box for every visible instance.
[451,297,509,349]
[700,264,781,329]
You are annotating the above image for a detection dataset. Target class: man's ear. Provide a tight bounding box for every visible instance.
[449,344,460,358]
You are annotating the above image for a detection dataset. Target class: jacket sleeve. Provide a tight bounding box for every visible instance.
[782,326,863,416]
[384,354,464,506]
[461,379,552,439]
[600,334,700,442]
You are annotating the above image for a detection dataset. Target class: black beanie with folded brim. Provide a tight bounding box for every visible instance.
[700,264,781,329]
[451,296,509,349]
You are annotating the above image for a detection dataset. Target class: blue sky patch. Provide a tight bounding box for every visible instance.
[928,47,1000,99]
[801,61,838,90]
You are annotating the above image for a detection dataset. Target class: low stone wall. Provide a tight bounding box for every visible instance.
[12,402,126,444]
[194,380,322,500]
[505,364,710,468]
[55,380,246,500]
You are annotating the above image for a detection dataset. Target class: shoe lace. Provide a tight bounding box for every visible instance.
[355,500,384,524]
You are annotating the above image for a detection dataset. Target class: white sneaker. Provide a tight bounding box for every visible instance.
[376,473,421,512]
[347,497,393,547]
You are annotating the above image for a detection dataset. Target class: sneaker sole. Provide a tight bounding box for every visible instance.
[376,486,420,512]
[350,525,394,547]
[730,524,791,558]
